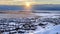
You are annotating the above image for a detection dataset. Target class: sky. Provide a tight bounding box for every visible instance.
[0,0,60,5]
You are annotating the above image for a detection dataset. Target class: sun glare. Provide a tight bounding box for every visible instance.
[24,2,32,11]
[14,0,34,10]
[25,2,31,7]
[25,2,31,8]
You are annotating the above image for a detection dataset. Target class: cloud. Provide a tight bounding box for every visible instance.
[33,0,60,2]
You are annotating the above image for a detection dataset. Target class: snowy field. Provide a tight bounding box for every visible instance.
[0,10,60,34]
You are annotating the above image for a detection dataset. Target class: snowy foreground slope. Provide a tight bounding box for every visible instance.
[33,11,60,34]
[0,11,60,34]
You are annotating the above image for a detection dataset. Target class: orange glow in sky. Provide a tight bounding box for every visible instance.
[23,0,33,10]
[24,2,32,11]
[25,2,31,8]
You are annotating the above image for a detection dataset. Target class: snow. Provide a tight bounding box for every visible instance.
[0,11,60,34]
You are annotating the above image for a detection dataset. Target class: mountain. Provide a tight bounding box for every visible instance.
[0,4,60,11]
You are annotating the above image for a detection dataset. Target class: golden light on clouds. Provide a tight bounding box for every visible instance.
[24,2,32,11]
[13,0,24,1]
[0,0,60,5]
[0,0,36,5]
[25,2,31,8]
[22,0,35,10]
